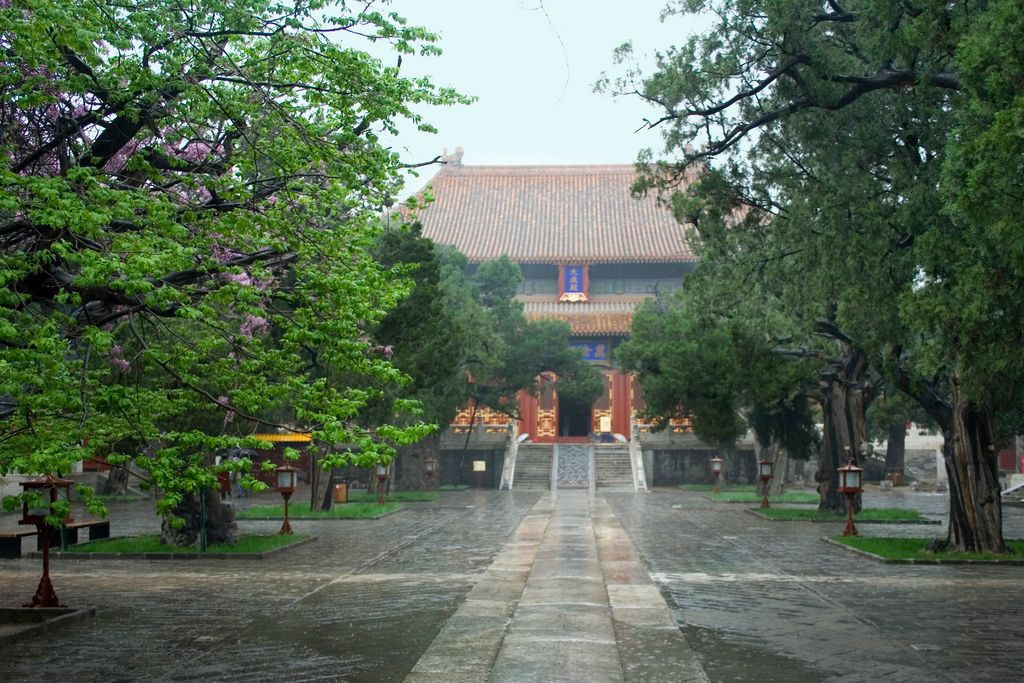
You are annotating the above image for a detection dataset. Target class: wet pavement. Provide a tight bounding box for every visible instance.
[0,486,1021,681]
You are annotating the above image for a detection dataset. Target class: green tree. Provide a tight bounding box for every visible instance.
[607,0,1020,550]
[468,257,603,418]
[0,0,467,529]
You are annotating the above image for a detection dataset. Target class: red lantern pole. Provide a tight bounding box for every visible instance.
[30,525,60,607]
[279,491,293,535]
[710,456,724,495]
[837,459,864,537]
[759,458,774,509]
[275,465,297,535]
[19,476,71,607]
[376,463,389,505]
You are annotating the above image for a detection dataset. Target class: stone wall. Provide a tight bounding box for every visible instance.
[409,449,504,489]
[645,448,758,487]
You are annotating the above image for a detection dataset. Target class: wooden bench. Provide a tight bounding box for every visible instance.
[66,519,110,543]
[36,520,112,551]
[0,529,37,559]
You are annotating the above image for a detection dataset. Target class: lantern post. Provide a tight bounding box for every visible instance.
[275,465,297,535]
[424,456,437,491]
[837,459,864,536]
[19,476,73,607]
[375,463,389,505]
[758,458,774,509]
[710,456,724,495]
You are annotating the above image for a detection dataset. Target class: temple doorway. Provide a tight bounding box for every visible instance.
[559,394,592,437]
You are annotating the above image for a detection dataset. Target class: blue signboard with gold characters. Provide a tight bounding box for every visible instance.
[559,264,588,302]
[571,341,609,361]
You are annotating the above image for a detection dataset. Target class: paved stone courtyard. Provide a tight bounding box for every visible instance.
[0,487,1022,681]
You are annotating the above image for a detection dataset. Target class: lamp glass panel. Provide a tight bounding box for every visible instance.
[277,469,293,489]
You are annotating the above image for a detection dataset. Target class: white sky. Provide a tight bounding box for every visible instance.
[379,1,705,190]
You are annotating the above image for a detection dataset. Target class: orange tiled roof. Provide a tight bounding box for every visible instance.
[524,301,637,336]
[411,163,696,264]
[252,433,312,443]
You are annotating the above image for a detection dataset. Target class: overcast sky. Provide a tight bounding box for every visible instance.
[380,1,706,190]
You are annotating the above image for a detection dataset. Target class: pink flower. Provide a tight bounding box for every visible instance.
[224,271,252,286]
[240,314,269,338]
[110,345,130,372]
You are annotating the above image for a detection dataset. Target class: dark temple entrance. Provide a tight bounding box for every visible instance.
[559,395,592,437]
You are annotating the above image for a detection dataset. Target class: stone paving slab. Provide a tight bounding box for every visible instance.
[406,491,707,683]
[2,485,1020,680]
[606,488,1024,682]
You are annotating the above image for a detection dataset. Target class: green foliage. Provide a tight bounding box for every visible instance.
[65,533,308,554]
[759,508,929,522]
[425,248,602,419]
[365,222,464,427]
[237,501,401,518]
[0,1,470,524]
[710,491,819,504]
[835,536,1024,560]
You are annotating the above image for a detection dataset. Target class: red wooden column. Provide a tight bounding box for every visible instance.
[518,390,538,439]
[612,370,633,439]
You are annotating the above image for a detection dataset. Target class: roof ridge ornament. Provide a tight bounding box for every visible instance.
[441,146,464,167]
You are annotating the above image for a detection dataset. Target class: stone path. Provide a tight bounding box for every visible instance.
[0,487,1022,681]
[406,492,706,682]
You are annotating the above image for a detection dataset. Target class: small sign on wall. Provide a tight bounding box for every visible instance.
[473,460,487,472]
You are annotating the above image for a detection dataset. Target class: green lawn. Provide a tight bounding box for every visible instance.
[237,502,401,519]
[345,491,439,503]
[679,483,757,493]
[65,534,308,554]
[710,491,819,504]
[757,507,930,522]
[835,536,1024,561]
[438,484,469,491]
[94,494,146,503]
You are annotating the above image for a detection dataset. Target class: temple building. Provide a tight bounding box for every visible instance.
[405,149,741,490]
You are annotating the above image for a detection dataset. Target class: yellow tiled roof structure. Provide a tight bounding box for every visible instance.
[412,163,696,264]
[523,301,637,335]
[252,433,312,443]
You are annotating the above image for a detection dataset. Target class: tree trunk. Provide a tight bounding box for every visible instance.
[768,440,788,497]
[101,465,130,495]
[814,340,871,513]
[308,446,332,512]
[939,381,1005,553]
[160,488,235,546]
[884,423,906,475]
[720,442,737,486]
[892,363,1006,554]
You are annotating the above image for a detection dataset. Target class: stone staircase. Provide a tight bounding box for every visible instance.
[513,444,554,490]
[594,444,634,489]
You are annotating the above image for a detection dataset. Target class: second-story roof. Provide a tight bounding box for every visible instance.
[410,156,696,265]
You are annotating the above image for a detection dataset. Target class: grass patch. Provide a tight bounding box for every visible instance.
[678,483,756,493]
[711,491,819,504]
[237,502,401,519]
[65,534,307,554]
[345,491,439,503]
[439,484,469,491]
[758,508,929,522]
[94,494,145,503]
[835,536,1024,561]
